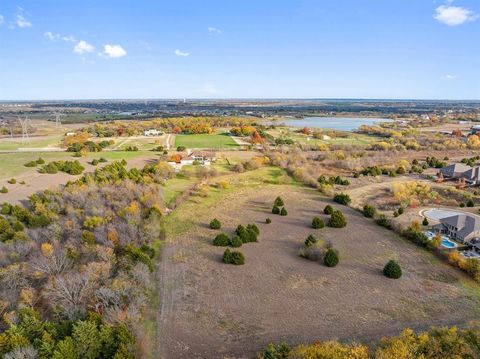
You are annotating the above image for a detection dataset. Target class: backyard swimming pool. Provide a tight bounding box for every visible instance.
[441,238,457,249]
[424,231,458,248]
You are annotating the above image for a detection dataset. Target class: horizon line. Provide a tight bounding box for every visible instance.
[1,97,480,103]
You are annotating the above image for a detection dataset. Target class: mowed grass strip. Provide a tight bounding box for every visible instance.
[174,134,239,149]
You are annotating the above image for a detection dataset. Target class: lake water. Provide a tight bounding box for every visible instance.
[279,117,391,131]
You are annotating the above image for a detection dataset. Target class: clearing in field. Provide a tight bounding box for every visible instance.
[174,133,239,149]
[156,168,480,358]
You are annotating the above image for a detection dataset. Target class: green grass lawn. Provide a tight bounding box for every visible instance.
[0,135,63,150]
[162,177,196,207]
[174,134,238,149]
[0,152,74,178]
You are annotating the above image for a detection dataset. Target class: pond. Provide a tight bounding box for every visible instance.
[278,117,392,131]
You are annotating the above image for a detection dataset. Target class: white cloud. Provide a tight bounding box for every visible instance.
[445,74,456,80]
[208,26,222,34]
[103,44,127,58]
[44,32,77,42]
[44,31,60,41]
[0,15,4,26]
[61,35,76,43]
[174,49,190,57]
[15,8,32,28]
[74,40,95,55]
[434,5,478,26]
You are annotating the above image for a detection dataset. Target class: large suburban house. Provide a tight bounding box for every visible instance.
[167,150,217,172]
[439,163,480,185]
[432,214,480,243]
[144,129,163,136]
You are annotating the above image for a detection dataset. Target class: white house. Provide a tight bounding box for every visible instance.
[144,129,163,136]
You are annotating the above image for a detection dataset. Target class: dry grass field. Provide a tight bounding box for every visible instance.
[155,170,480,358]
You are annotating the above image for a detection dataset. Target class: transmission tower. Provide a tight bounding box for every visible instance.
[17,116,31,143]
[52,112,63,128]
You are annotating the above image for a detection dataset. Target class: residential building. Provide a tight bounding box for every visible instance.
[432,214,480,243]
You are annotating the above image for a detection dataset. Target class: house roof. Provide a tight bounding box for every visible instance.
[440,163,471,175]
[191,151,215,158]
[440,214,480,240]
[465,167,480,182]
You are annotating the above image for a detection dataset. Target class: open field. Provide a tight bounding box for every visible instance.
[0,150,160,204]
[0,135,63,150]
[175,133,239,149]
[266,126,382,146]
[155,168,480,358]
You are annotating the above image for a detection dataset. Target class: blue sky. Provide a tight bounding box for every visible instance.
[0,0,479,100]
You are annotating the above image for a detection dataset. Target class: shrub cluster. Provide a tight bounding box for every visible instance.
[259,326,480,359]
[333,193,351,205]
[223,249,245,265]
[317,175,349,186]
[363,204,376,218]
[39,160,85,175]
[24,157,45,167]
[312,217,324,229]
[327,210,347,228]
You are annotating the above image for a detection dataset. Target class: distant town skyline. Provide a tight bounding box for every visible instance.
[0,0,479,100]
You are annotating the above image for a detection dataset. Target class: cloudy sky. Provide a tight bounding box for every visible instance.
[0,0,479,100]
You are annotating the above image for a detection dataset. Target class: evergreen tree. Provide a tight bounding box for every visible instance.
[324,248,339,267]
[383,260,402,279]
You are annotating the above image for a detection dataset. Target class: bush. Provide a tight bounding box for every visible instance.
[328,210,347,228]
[1,202,12,215]
[324,205,333,215]
[236,224,258,243]
[266,218,272,224]
[213,233,230,246]
[324,248,339,267]
[0,186,8,194]
[298,243,323,261]
[24,160,37,167]
[209,218,221,229]
[312,217,324,229]
[272,205,280,214]
[247,223,260,235]
[376,215,391,229]
[274,196,284,207]
[91,159,99,166]
[383,260,402,279]
[467,199,475,207]
[403,228,430,247]
[363,204,376,218]
[460,203,466,208]
[304,234,317,247]
[223,249,245,265]
[422,218,429,226]
[177,146,186,151]
[398,207,404,215]
[229,235,243,248]
[333,193,351,205]
[280,207,288,216]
